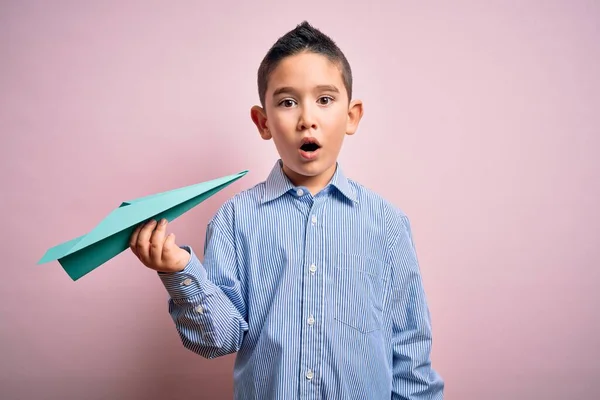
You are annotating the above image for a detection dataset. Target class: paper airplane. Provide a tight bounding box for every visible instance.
[38,170,249,281]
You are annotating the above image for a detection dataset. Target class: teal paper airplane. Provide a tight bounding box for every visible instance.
[38,170,249,281]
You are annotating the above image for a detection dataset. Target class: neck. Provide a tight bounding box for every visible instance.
[282,163,337,195]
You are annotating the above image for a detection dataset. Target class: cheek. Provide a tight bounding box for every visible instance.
[322,110,347,131]
[268,115,297,151]
[269,109,296,127]
[271,120,299,147]
[270,117,288,132]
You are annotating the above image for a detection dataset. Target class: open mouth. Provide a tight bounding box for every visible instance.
[300,138,321,153]
[300,142,320,152]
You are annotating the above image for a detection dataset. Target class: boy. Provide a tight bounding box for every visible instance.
[129,21,444,399]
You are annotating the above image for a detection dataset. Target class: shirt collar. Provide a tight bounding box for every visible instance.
[261,159,357,204]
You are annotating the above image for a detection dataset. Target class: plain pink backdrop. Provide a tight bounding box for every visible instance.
[2,1,599,399]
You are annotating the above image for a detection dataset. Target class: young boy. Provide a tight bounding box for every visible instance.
[129,21,444,399]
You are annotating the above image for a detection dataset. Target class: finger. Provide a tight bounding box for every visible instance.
[149,219,167,264]
[136,219,157,263]
[129,223,143,257]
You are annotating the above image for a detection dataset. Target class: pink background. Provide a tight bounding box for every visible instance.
[2,1,599,399]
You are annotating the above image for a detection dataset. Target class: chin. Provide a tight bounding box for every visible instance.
[288,160,334,178]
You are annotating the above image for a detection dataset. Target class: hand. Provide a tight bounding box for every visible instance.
[129,218,191,273]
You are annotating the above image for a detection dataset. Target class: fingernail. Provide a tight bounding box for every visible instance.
[160,218,167,225]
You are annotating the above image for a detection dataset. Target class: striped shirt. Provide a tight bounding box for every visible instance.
[158,160,444,399]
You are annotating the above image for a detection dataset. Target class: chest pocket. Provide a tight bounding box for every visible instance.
[332,252,388,334]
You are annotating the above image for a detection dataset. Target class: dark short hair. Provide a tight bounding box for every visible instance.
[257,21,353,107]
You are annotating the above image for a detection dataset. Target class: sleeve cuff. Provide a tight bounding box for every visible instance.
[157,245,208,300]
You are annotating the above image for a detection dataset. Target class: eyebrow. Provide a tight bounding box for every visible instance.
[272,85,340,97]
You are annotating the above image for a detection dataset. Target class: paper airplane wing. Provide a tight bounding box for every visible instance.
[38,170,248,281]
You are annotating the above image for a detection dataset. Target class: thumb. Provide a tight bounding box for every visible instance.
[163,233,177,252]
[164,233,189,271]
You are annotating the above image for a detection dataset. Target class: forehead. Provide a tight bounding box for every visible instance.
[267,52,345,93]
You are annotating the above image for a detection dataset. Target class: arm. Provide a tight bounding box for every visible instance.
[385,215,444,399]
[158,204,248,359]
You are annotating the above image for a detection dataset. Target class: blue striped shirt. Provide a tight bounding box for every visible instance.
[158,160,444,399]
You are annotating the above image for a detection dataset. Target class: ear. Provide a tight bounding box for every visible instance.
[250,105,271,140]
[346,99,364,136]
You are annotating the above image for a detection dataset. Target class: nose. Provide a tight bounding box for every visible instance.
[297,104,317,131]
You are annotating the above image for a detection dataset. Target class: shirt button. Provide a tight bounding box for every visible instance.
[311,215,317,224]
[195,305,204,314]
[309,264,317,273]
[181,278,192,286]
[306,369,314,380]
[296,189,304,196]
[307,316,315,325]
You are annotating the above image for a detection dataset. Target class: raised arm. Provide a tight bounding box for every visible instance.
[131,200,248,359]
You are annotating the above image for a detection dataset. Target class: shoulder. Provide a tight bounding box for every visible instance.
[346,177,412,237]
[208,179,269,228]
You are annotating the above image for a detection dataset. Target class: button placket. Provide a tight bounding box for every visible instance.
[299,200,324,395]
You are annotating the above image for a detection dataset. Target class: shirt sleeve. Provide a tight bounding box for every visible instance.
[385,214,445,399]
[157,209,248,359]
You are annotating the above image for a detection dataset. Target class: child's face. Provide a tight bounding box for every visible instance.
[251,51,363,190]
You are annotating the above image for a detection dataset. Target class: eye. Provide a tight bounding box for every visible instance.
[318,96,334,105]
[279,99,297,108]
